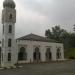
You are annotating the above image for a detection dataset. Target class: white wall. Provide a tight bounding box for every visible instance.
[17,40,64,63]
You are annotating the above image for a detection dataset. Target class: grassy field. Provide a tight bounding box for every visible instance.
[65,48,75,59]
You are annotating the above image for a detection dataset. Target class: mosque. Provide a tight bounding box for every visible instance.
[0,0,64,67]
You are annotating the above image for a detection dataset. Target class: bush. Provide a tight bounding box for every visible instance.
[69,56,75,59]
[64,48,75,59]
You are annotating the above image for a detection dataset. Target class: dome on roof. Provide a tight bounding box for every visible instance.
[3,0,16,8]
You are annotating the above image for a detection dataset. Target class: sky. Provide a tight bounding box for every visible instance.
[0,0,75,39]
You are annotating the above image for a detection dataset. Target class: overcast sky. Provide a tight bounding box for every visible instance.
[0,0,75,39]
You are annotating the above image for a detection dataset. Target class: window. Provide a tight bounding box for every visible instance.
[35,47,39,52]
[9,25,12,33]
[46,48,52,61]
[24,52,27,60]
[2,53,3,61]
[2,39,4,47]
[8,39,11,47]
[9,14,12,19]
[33,47,41,61]
[56,48,61,59]
[18,47,27,60]
[0,47,1,61]
[8,53,11,61]
[3,25,4,34]
[47,48,51,52]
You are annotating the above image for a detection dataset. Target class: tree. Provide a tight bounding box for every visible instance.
[45,26,66,42]
[45,29,53,39]
[69,33,75,48]
[45,25,75,49]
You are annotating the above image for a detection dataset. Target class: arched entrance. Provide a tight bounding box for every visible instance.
[33,47,41,62]
[18,47,27,61]
[56,48,61,59]
[0,47,1,64]
[46,48,52,61]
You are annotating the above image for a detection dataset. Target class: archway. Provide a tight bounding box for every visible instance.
[0,47,1,64]
[56,48,61,59]
[46,48,52,61]
[18,47,27,61]
[33,47,41,62]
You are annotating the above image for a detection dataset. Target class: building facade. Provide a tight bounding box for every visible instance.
[0,0,64,67]
[1,0,17,67]
[17,34,64,64]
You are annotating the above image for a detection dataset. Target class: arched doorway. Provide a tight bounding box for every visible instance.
[33,47,41,62]
[56,48,61,59]
[0,47,1,64]
[18,47,27,61]
[46,48,52,61]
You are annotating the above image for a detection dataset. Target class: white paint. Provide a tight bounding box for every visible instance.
[17,40,64,63]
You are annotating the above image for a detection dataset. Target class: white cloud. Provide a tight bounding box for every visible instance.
[0,0,75,39]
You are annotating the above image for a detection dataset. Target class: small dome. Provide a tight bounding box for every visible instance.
[3,0,16,8]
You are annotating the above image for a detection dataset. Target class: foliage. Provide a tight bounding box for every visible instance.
[45,25,75,58]
[45,25,75,49]
[65,48,75,59]
[45,26,66,41]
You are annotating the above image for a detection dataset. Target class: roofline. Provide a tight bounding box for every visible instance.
[16,33,61,43]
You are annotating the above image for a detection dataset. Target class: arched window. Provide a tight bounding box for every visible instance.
[9,25,12,33]
[35,47,39,52]
[33,47,41,61]
[8,53,11,61]
[18,47,27,60]
[3,25,4,34]
[2,53,3,61]
[9,14,12,19]
[8,39,11,47]
[56,48,61,59]
[2,39,4,47]
[0,47,1,63]
[46,48,52,61]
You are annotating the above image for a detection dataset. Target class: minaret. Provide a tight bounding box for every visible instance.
[1,0,17,67]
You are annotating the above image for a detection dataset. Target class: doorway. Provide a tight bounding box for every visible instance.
[33,47,41,62]
[46,48,52,61]
[18,47,27,61]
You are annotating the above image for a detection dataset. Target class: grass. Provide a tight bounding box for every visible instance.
[65,48,75,59]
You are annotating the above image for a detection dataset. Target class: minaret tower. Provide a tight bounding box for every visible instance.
[1,0,17,67]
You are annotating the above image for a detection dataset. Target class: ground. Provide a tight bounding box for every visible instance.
[0,60,75,75]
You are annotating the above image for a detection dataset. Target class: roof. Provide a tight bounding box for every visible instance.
[17,33,59,43]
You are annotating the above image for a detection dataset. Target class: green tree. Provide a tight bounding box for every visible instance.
[69,33,75,48]
[45,26,66,42]
[45,25,75,49]
[45,25,75,59]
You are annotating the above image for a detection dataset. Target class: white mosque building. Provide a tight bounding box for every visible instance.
[0,0,64,67]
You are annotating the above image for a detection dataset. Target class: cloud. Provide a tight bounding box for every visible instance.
[0,0,3,40]
[16,0,75,32]
[0,0,75,40]
[21,0,75,23]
